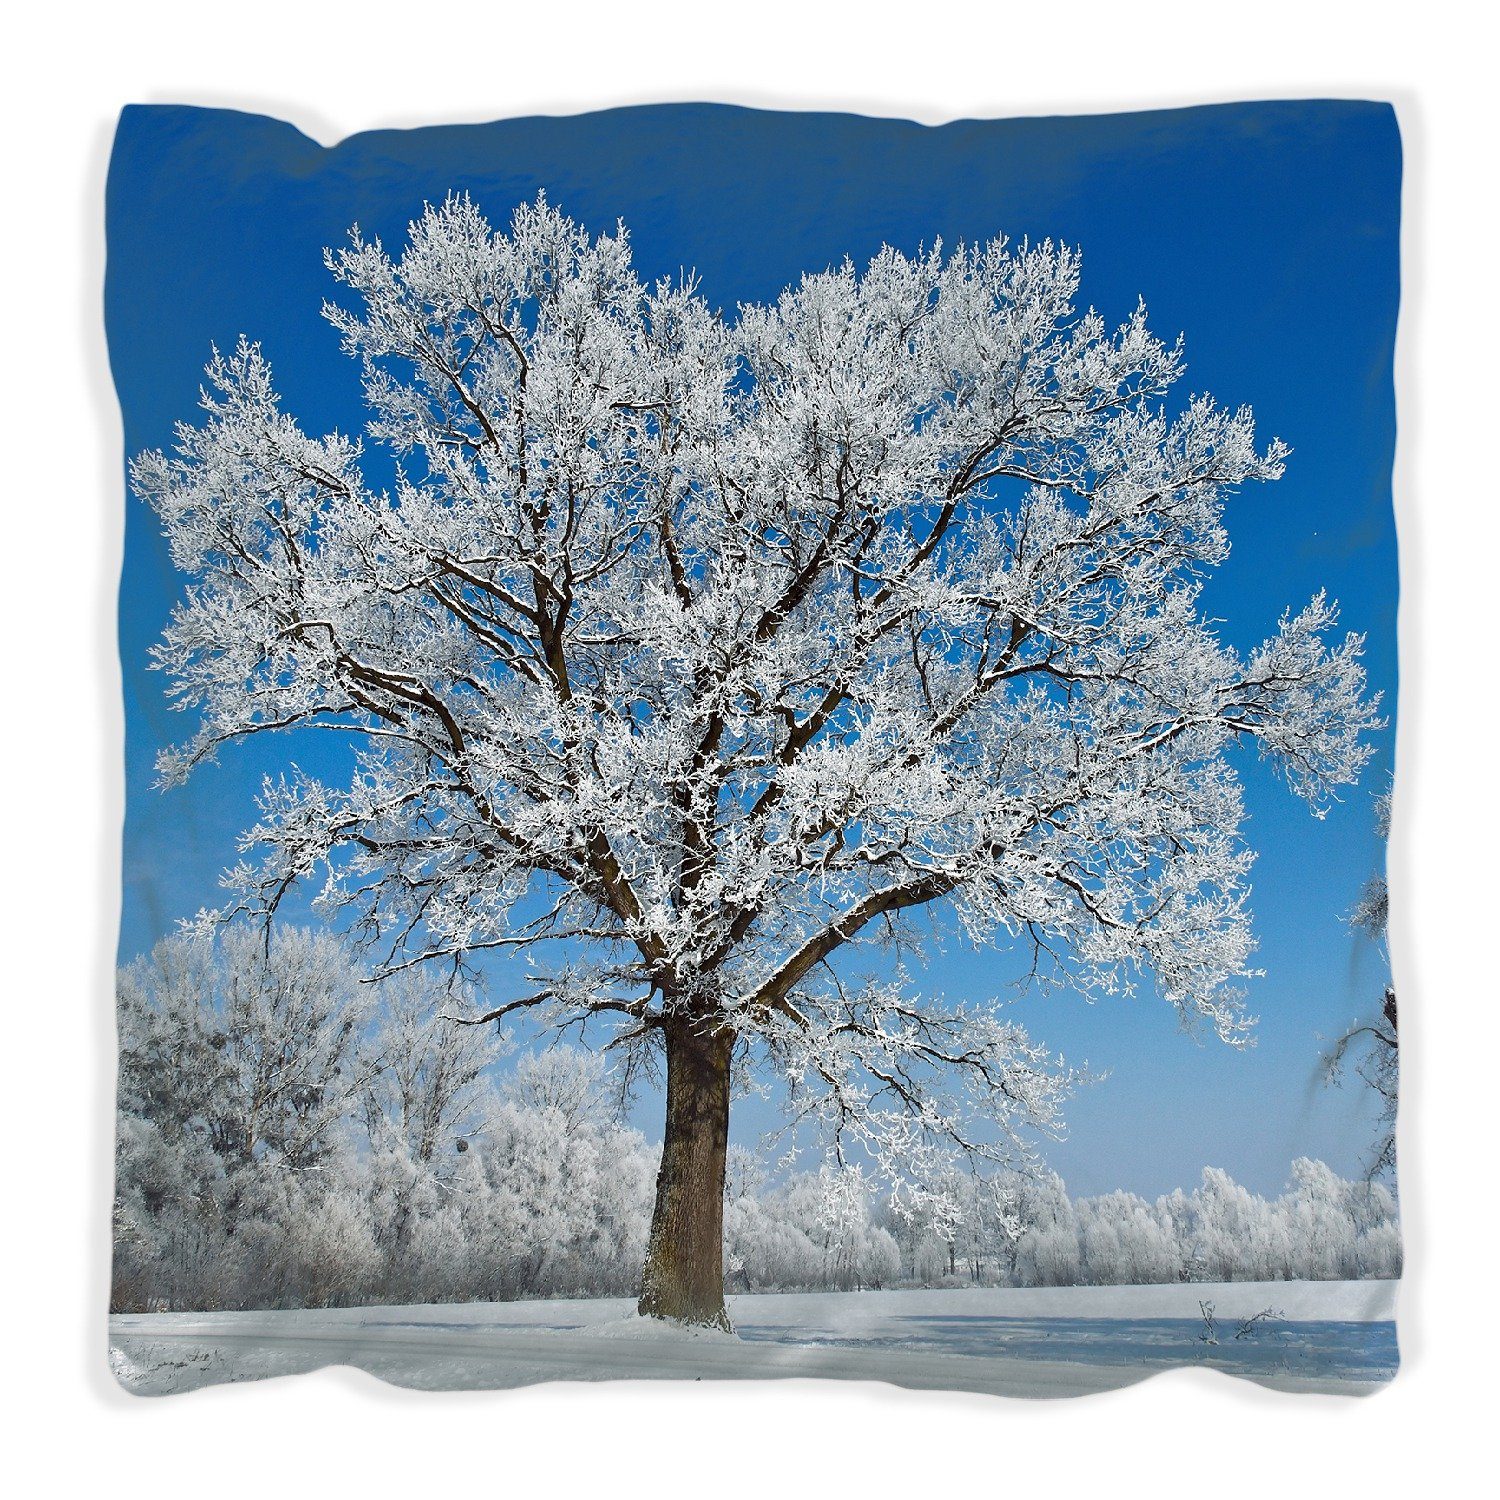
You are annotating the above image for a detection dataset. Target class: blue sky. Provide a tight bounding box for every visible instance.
[108,100,1400,1200]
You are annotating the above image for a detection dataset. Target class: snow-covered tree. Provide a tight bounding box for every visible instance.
[1188,1167,1287,1283]
[114,927,376,1308]
[133,193,1380,1326]
[502,1045,616,1131]
[723,1166,822,1291]
[361,969,505,1163]
[795,1165,901,1289]
[1076,1190,1180,1285]
[439,1058,656,1299]
[1011,1170,1083,1286]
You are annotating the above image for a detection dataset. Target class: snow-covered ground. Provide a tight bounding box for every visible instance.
[110,1280,1399,1399]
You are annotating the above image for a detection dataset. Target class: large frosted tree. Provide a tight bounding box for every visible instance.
[134,194,1379,1326]
[1325,786,1398,1177]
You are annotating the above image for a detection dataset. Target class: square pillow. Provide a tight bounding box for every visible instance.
[108,99,1401,1398]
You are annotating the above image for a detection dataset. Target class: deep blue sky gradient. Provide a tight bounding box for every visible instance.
[107,101,1400,1199]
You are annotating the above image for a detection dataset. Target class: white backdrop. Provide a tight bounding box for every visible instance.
[4,1,1493,1491]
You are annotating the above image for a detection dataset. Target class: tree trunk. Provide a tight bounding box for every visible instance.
[638,1021,733,1329]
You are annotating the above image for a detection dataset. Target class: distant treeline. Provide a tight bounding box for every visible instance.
[112,929,1400,1312]
[861,1157,1401,1292]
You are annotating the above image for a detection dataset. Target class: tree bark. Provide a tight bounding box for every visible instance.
[637,1021,733,1329]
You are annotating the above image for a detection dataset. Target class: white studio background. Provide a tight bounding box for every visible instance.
[2,2,1493,1492]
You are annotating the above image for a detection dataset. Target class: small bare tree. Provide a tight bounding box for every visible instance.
[1325,787,1398,1177]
